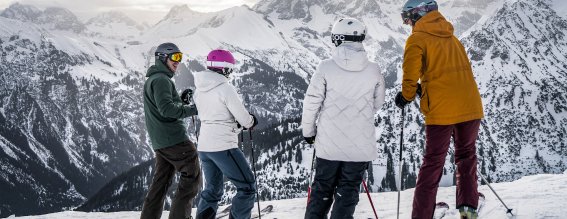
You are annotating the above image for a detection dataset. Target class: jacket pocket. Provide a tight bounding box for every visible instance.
[420,89,431,115]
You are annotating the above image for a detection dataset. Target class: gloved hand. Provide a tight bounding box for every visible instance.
[395,92,410,109]
[304,136,315,144]
[238,114,259,130]
[416,83,422,99]
[181,88,193,105]
[249,113,258,130]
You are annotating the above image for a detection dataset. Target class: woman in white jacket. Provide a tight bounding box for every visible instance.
[302,18,385,219]
[194,49,258,219]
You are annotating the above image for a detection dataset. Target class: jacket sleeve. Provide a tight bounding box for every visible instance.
[402,35,423,101]
[152,77,197,119]
[374,71,386,112]
[224,84,254,128]
[301,64,326,137]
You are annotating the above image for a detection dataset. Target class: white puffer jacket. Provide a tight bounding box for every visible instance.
[193,71,254,152]
[301,42,385,162]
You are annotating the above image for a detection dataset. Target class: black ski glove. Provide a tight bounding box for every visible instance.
[304,136,316,144]
[249,113,258,130]
[416,83,422,99]
[181,88,193,105]
[395,92,410,109]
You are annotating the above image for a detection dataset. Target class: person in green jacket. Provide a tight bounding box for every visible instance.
[141,42,200,219]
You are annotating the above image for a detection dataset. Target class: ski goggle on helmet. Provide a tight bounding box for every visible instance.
[206,49,235,77]
[401,0,438,25]
[331,18,366,47]
[156,52,183,62]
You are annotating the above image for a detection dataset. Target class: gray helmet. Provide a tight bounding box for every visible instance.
[401,0,438,25]
[155,42,181,64]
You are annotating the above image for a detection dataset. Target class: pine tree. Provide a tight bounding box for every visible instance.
[380,148,397,191]
[295,146,302,163]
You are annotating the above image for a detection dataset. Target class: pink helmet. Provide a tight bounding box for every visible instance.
[206,49,235,77]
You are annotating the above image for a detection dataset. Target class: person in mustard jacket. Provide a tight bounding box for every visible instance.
[394,0,484,218]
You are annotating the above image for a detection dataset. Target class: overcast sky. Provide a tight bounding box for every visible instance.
[0,0,260,25]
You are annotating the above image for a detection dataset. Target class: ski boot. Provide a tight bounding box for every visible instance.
[458,205,478,219]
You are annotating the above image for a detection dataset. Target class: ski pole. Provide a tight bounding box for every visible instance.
[240,131,244,148]
[477,121,513,215]
[307,147,316,204]
[397,107,405,219]
[362,170,379,219]
[191,116,199,141]
[249,129,262,219]
[479,172,514,215]
[190,94,199,141]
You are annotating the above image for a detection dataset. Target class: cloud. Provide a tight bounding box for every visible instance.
[0,0,261,24]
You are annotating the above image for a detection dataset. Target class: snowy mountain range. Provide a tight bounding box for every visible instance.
[0,0,565,217]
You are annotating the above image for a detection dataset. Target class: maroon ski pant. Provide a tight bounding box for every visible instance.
[412,119,480,219]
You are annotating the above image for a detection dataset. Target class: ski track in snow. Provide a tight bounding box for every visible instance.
[12,172,567,219]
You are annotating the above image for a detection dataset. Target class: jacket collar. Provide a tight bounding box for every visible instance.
[146,61,174,78]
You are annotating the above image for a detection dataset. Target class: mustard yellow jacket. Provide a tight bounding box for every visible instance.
[402,11,484,125]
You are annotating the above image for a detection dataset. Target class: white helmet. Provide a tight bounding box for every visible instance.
[331,18,367,47]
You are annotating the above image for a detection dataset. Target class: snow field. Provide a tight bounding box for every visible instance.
[13,172,567,219]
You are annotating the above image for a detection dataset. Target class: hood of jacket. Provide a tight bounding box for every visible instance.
[412,11,454,38]
[331,42,369,72]
[194,70,227,92]
[146,60,174,78]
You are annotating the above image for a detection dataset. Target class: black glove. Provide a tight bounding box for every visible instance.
[181,88,193,105]
[395,92,410,109]
[249,113,258,130]
[304,136,316,144]
[416,83,422,99]
[236,122,247,130]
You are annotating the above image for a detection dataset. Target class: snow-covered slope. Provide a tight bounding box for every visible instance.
[461,0,567,181]
[14,172,567,218]
[0,5,154,217]
[140,4,316,120]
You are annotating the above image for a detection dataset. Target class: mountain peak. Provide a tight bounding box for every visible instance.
[85,11,145,39]
[86,11,140,29]
[254,0,384,20]
[0,3,41,22]
[0,3,84,33]
[38,7,85,32]
[164,4,198,20]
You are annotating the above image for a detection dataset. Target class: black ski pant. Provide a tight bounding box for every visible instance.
[141,140,202,219]
[304,157,368,219]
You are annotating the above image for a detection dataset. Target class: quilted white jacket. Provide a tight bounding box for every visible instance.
[301,42,385,162]
[193,70,254,152]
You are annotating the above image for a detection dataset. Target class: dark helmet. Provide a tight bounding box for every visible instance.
[401,0,438,25]
[155,42,181,64]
